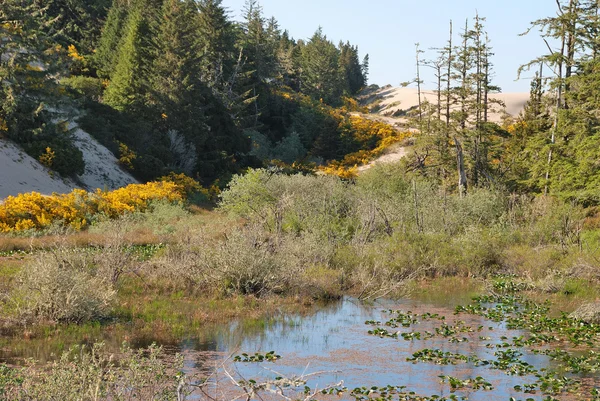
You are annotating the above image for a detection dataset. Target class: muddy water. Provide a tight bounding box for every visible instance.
[1,297,595,400]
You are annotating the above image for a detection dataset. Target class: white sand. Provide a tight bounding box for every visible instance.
[70,124,138,191]
[361,85,529,125]
[0,139,77,199]
[357,143,410,172]
[355,85,529,173]
[0,123,138,200]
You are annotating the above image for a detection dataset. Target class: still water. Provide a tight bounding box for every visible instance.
[2,296,595,400]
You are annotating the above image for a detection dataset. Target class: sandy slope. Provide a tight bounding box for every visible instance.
[357,143,410,173]
[70,124,138,191]
[354,85,529,173]
[0,124,138,200]
[0,139,77,199]
[360,85,529,125]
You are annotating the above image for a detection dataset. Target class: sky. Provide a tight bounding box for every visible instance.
[221,0,558,93]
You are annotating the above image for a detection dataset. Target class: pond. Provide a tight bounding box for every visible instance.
[2,295,599,400]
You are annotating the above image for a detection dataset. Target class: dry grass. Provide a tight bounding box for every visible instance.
[0,229,160,252]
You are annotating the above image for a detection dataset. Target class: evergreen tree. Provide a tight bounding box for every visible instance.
[151,0,208,171]
[197,0,237,88]
[103,7,152,113]
[276,30,300,90]
[31,0,110,55]
[300,28,344,104]
[0,0,84,176]
[361,54,370,84]
[95,2,129,79]
[339,42,366,95]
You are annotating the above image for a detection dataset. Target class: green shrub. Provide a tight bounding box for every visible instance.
[1,343,184,401]
[24,134,85,177]
[220,169,356,240]
[11,248,116,323]
[61,76,104,100]
[214,165,591,297]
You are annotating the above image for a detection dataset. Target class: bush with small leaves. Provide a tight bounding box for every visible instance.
[11,248,116,323]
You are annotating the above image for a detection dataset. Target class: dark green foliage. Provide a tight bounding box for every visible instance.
[0,0,85,177]
[509,1,600,204]
[77,100,170,181]
[290,102,340,160]
[339,42,367,95]
[61,76,104,100]
[2,0,368,184]
[95,2,128,79]
[197,0,237,88]
[151,0,208,171]
[103,7,152,113]
[32,0,111,54]
[300,28,345,104]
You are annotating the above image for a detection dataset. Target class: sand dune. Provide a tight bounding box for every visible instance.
[69,123,138,192]
[0,139,77,199]
[355,85,529,173]
[0,124,138,200]
[360,85,529,126]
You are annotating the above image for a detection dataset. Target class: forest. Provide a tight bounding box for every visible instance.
[1,0,370,184]
[4,1,600,400]
[3,1,600,204]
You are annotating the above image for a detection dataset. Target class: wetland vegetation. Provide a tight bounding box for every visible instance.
[5,0,600,399]
[3,164,600,399]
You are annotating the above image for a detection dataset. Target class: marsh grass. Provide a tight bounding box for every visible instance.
[0,343,185,401]
[3,164,600,379]
[11,248,116,324]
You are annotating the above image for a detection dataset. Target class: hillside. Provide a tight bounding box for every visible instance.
[359,85,529,129]
[0,124,137,200]
[351,85,529,172]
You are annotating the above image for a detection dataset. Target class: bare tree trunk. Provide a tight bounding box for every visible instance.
[412,179,423,233]
[564,0,577,108]
[454,137,467,197]
[483,34,490,124]
[544,15,566,196]
[592,1,600,60]
[474,15,483,187]
[460,19,469,133]
[415,43,423,124]
[445,20,453,132]
[436,63,442,121]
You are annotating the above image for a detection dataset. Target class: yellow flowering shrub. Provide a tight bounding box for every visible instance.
[272,88,410,179]
[0,182,183,233]
[67,44,84,62]
[118,142,137,170]
[0,117,7,134]
[320,163,358,179]
[38,147,56,168]
[321,115,411,178]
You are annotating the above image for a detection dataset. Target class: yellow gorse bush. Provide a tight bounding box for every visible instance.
[0,181,183,233]
[321,115,411,178]
[272,88,410,179]
[67,44,84,62]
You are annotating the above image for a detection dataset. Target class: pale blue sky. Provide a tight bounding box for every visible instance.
[222,0,558,93]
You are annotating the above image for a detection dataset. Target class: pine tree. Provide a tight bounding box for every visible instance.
[0,0,84,176]
[361,54,370,84]
[276,30,300,89]
[103,7,152,113]
[339,42,365,95]
[31,0,110,54]
[300,28,344,104]
[151,0,208,158]
[197,0,237,88]
[95,2,129,79]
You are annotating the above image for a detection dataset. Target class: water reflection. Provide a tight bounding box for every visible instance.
[0,296,589,400]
